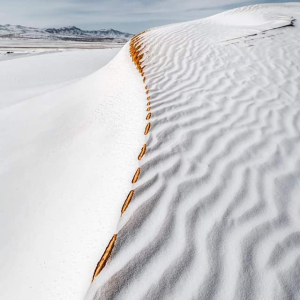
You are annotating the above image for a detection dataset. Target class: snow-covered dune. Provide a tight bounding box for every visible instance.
[86,3,300,300]
[0,49,120,108]
[0,48,145,299]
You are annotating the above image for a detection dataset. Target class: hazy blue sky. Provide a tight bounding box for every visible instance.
[0,0,297,33]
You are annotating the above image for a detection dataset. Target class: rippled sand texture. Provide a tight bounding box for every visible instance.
[86,4,300,300]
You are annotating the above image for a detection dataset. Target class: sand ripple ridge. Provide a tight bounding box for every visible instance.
[86,4,300,300]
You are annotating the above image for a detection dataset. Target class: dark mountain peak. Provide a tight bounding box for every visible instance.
[63,26,81,30]
[0,23,133,41]
[45,26,84,35]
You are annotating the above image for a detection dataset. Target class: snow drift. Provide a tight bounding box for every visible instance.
[86,3,300,300]
[0,47,145,299]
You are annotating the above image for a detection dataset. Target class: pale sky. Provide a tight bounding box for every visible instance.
[0,0,297,33]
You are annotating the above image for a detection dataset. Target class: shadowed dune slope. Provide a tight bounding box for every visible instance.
[86,3,300,300]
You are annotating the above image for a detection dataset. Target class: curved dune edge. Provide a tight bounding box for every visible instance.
[91,31,149,282]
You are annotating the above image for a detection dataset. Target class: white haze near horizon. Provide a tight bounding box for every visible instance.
[0,0,298,33]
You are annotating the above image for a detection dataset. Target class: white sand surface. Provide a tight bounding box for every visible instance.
[0,48,62,62]
[86,3,300,300]
[0,38,124,49]
[0,49,120,108]
[0,46,145,299]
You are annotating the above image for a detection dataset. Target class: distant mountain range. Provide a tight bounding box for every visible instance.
[0,24,133,43]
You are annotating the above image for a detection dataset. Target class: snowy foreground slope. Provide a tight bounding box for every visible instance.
[86,4,300,300]
[0,49,120,107]
[0,48,145,299]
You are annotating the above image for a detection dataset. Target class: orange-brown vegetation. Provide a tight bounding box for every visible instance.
[138,144,147,160]
[129,31,146,76]
[91,234,117,282]
[144,123,151,135]
[121,190,135,214]
[132,167,141,183]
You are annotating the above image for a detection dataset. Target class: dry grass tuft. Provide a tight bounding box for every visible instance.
[129,31,147,82]
[91,234,117,282]
[121,190,135,214]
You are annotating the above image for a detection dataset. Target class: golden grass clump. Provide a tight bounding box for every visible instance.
[138,144,147,160]
[144,123,151,135]
[121,190,135,214]
[132,167,141,183]
[129,31,147,79]
[92,234,117,282]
